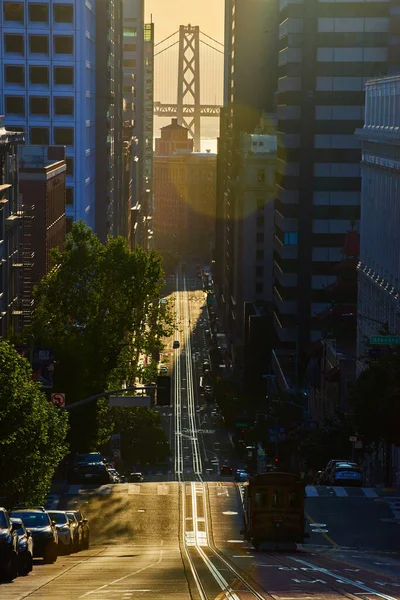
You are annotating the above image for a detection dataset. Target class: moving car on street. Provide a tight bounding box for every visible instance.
[10,507,58,564]
[327,461,363,486]
[10,517,33,575]
[220,465,233,477]
[173,340,180,349]
[0,508,18,581]
[129,472,144,482]
[48,511,74,554]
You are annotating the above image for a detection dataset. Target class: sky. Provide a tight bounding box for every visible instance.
[145,0,224,45]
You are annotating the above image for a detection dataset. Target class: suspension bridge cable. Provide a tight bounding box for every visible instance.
[199,39,224,55]
[200,31,224,46]
[154,40,179,58]
[154,30,179,47]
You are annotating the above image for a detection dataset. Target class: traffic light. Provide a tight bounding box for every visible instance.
[274,457,279,463]
[156,375,171,406]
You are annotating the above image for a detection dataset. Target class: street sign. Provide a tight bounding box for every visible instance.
[51,393,65,408]
[109,395,151,407]
[370,335,400,346]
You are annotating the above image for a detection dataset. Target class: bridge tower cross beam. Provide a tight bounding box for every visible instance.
[177,25,201,151]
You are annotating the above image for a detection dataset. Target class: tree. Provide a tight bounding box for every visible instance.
[348,353,400,447]
[31,221,173,451]
[0,342,69,506]
[112,407,170,467]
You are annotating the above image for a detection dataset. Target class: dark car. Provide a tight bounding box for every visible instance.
[74,452,105,467]
[173,340,180,349]
[10,517,33,575]
[72,462,112,485]
[220,465,233,477]
[318,459,352,484]
[10,508,58,564]
[67,510,89,550]
[234,469,249,482]
[0,508,18,581]
[129,472,144,482]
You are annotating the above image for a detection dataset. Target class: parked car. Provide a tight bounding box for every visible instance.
[10,517,33,575]
[65,512,82,551]
[129,472,144,483]
[48,511,74,554]
[108,469,121,484]
[72,462,112,485]
[203,361,210,373]
[0,508,19,581]
[74,452,105,467]
[328,462,363,486]
[159,365,168,374]
[67,510,89,550]
[173,340,180,349]
[10,507,58,564]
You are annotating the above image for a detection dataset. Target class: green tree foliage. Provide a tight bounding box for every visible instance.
[0,342,69,506]
[348,353,400,446]
[112,407,170,466]
[31,221,173,451]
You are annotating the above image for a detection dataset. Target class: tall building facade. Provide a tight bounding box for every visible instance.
[1,1,125,240]
[274,0,398,361]
[143,22,154,249]
[0,119,25,339]
[95,0,124,241]
[154,119,216,262]
[215,0,279,345]
[0,1,95,230]
[356,75,400,371]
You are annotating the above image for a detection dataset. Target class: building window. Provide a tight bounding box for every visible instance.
[66,188,73,205]
[30,65,49,85]
[66,157,74,175]
[257,199,264,211]
[256,232,264,244]
[5,65,24,85]
[123,59,137,67]
[66,217,73,233]
[54,36,73,54]
[29,3,49,22]
[124,27,137,37]
[256,249,264,261]
[54,66,74,85]
[257,169,265,183]
[256,283,264,294]
[5,96,24,115]
[54,97,74,116]
[54,127,74,145]
[256,266,264,278]
[5,34,24,54]
[30,35,49,54]
[284,232,298,245]
[30,96,49,115]
[30,127,49,144]
[54,4,73,23]
[4,2,24,22]
[256,215,265,227]
[124,44,137,52]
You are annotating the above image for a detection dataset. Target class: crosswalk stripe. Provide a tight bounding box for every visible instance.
[362,487,378,498]
[128,484,141,495]
[305,485,319,497]
[332,486,348,497]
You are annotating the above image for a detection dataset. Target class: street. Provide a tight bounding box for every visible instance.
[2,269,399,599]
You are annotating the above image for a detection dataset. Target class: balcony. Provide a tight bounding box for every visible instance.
[274,235,298,260]
[273,311,297,343]
[274,260,298,287]
[273,286,297,315]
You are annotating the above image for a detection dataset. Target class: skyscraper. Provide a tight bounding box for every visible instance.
[274,0,398,361]
[0,1,125,240]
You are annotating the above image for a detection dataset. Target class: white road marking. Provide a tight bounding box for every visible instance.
[290,556,399,600]
[332,486,348,497]
[362,487,378,498]
[305,485,319,497]
[128,484,141,494]
[79,549,163,597]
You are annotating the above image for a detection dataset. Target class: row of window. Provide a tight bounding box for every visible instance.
[5,96,74,117]
[23,125,74,147]
[5,65,73,86]
[4,3,73,24]
[5,34,73,55]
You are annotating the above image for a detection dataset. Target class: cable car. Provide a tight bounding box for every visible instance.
[241,472,308,550]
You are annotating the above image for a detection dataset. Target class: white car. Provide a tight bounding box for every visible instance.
[48,511,74,554]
